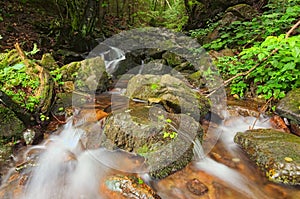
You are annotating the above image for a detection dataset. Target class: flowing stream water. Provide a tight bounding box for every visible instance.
[12,107,299,199]
[1,46,300,199]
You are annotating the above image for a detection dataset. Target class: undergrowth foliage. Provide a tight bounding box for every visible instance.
[191,0,300,100]
[217,34,300,99]
[0,46,41,112]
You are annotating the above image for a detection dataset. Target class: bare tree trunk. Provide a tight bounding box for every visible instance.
[115,0,119,17]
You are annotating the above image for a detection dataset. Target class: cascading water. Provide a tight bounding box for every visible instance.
[20,119,147,199]
[194,113,273,199]
[98,46,125,74]
[1,45,299,199]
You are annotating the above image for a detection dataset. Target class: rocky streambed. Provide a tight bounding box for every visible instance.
[0,27,300,198]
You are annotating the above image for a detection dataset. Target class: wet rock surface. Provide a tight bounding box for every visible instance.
[186,178,209,196]
[59,56,109,93]
[234,129,300,185]
[102,106,203,179]
[103,175,161,199]
[0,105,25,138]
[125,74,210,121]
[276,88,300,135]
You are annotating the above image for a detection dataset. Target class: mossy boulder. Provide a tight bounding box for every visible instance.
[162,51,185,67]
[125,74,210,121]
[199,4,258,44]
[225,4,258,20]
[0,141,13,181]
[0,105,25,138]
[276,88,300,136]
[59,56,109,93]
[234,129,300,185]
[276,88,300,124]
[188,70,206,88]
[101,106,203,179]
[0,105,24,178]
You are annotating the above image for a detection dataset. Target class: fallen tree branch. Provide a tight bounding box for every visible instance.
[207,19,300,98]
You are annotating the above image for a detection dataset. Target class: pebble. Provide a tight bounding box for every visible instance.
[186,178,208,196]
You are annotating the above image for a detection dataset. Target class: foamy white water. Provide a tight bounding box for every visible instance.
[195,112,273,199]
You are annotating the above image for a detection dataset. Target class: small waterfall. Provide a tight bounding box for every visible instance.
[194,112,273,199]
[20,119,148,199]
[195,157,269,199]
[138,60,145,74]
[99,46,125,74]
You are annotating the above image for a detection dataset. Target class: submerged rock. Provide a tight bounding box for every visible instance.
[234,129,300,185]
[186,178,208,196]
[125,74,210,121]
[104,175,161,199]
[102,106,203,179]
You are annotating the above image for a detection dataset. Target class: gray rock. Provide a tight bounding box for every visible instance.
[125,74,210,121]
[102,106,203,179]
[199,4,258,45]
[60,56,109,93]
[234,129,300,185]
[276,88,300,124]
[0,105,25,139]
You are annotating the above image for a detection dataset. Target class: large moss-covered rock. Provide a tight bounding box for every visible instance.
[234,129,300,185]
[102,106,203,179]
[60,56,109,93]
[276,88,300,136]
[276,88,300,124]
[0,105,25,138]
[199,4,258,44]
[184,0,263,30]
[125,74,210,121]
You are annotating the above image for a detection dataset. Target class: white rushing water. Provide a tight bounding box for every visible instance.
[20,119,149,199]
[18,111,275,199]
[99,46,125,74]
[195,113,273,199]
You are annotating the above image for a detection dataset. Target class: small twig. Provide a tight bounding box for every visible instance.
[250,97,273,130]
[206,19,300,98]
[51,111,67,124]
[285,19,300,38]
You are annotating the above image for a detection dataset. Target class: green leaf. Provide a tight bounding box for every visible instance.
[165,118,172,123]
[28,43,40,55]
[258,53,266,61]
[12,63,25,70]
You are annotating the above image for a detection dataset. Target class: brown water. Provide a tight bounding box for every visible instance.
[0,91,299,199]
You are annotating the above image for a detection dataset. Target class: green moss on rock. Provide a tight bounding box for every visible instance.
[102,106,203,179]
[234,129,300,185]
[276,88,300,124]
[125,74,210,121]
[0,105,25,139]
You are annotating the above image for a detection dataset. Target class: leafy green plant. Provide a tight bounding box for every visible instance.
[216,34,300,99]
[40,114,49,121]
[137,144,151,156]
[163,131,177,139]
[0,46,42,112]
[191,0,300,51]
